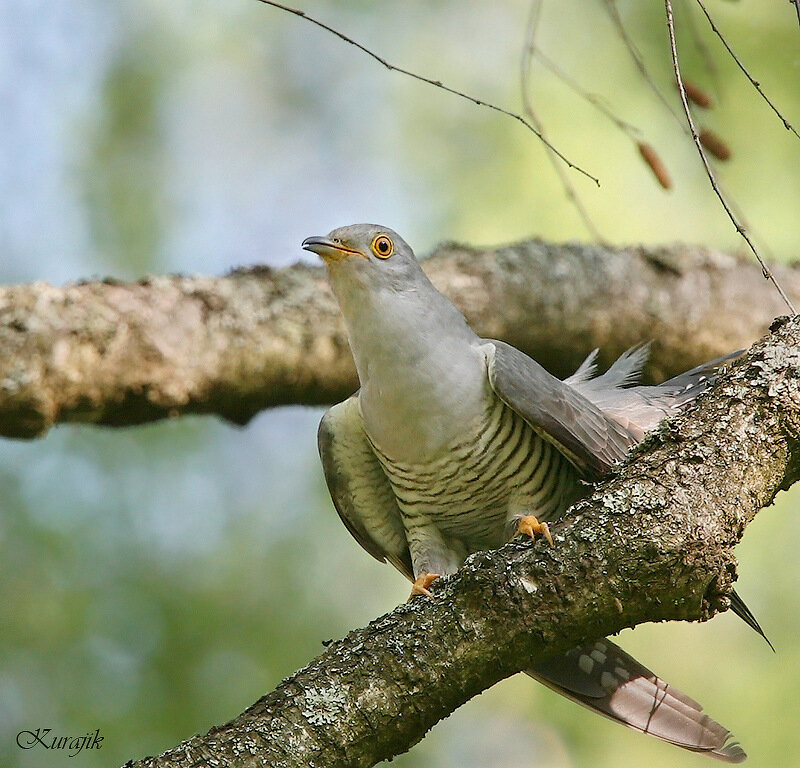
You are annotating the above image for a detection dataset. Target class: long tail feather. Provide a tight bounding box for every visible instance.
[528,638,746,762]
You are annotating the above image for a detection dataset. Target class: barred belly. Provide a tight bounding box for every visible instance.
[370,394,581,554]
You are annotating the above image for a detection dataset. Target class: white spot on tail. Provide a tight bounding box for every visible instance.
[600,672,616,690]
[590,648,607,665]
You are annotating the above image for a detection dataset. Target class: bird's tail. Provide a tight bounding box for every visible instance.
[566,345,742,441]
[527,638,746,762]
[729,589,774,651]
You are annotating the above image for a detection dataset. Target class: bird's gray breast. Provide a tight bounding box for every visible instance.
[367,393,581,553]
[356,337,490,461]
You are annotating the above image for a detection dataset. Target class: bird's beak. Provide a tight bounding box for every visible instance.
[301,236,366,263]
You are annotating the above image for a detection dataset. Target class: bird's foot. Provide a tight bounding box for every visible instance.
[515,514,553,546]
[409,572,441,600]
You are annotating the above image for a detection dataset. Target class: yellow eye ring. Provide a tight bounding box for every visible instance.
[370,234,394,259]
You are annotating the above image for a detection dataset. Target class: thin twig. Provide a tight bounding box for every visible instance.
[256,0,600,185]
[715,174,778,264]
[676,0,721,97]
[694,0,800,140]
[792,0,800,28]
[531,48,675,191]
[665,0,797,315]
[520,0,604,240]
[602,0,685,129]
[533,50,641,138]
[604,2,767,250]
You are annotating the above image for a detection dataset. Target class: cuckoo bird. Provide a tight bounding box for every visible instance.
[304,223,763,762]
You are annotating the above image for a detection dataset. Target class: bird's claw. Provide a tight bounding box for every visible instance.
[515,514,553,546]
[409,572,441,600]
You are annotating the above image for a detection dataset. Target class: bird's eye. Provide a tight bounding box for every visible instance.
[370,235,394,259]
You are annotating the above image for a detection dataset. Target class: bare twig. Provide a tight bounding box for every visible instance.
[533,50,641,138]
[791,0,800,28]
[677,0,721,96]
[602,0,685,129]
[665,0,797,315]
[694,0,800,140]
[531,48,675,191]
[256,0,600,185]
[520,1,604,240]
[715,174,779,265]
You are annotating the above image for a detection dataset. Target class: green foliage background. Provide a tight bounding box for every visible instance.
[1,2,798,767]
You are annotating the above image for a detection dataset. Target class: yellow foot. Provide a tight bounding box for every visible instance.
[516,514,554,546]
[409,572,441,600]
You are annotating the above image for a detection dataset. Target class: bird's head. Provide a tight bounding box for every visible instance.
[302,224,425,294]
[301,222,478,391]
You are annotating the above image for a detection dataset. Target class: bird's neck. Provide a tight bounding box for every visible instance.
[328,272,487,460]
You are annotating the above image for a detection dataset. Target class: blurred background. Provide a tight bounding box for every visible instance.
[1,1,798,766]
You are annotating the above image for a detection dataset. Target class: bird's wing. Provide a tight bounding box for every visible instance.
[318,395,413,579]
[481,340,634,477]
[528,639,746,762]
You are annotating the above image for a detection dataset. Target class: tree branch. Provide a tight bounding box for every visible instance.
[122,315,800,768]
[2,239,798,439]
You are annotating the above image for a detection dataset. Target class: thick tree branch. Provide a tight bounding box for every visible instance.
[124,316,800,768]
[1,239,798,438]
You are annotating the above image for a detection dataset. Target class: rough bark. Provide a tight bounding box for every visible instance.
[1,240,797,438]
[123,315,800,768]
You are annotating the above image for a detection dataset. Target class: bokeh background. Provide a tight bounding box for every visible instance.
[1,1,799,767]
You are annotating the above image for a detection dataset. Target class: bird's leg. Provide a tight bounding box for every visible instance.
[409,572,441,600]
[404,520,464,599]
[515,514,554,546]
